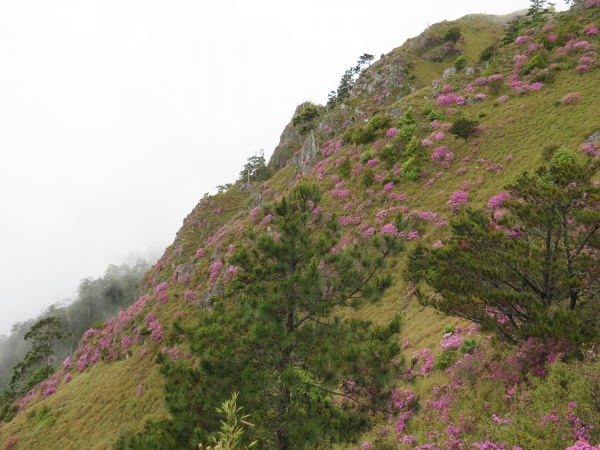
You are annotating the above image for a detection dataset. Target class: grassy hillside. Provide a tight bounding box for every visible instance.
[2,6,600,449]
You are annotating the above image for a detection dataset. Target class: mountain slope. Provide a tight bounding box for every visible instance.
[2,6,600,449]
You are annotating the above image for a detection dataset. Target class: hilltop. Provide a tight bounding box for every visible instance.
[2,4,600,449]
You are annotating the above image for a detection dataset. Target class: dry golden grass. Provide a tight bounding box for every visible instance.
[0,343,166,450]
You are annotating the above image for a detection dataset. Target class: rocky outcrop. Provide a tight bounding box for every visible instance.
[289,132,319,173]
[350,53,410,97]
[268,102,311,169]
[584,130,600,144]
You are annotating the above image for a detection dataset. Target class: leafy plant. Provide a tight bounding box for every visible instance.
[136,183,407,449]
[479,42,498,61]
[408,152,600,344]
[453,55,466,71]
[401,157,420,181]
[199,393,257,450]
[449,117,479,143]
[444,26,462,44]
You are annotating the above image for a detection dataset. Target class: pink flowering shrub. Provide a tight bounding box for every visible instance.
[148,320,164,343]
[488,192,511,209]
[380,224,399,235]
[498,95,509,103]
[584,25,598,35]
[447,191,469,213]
[153,282,168,295]
[513,54,529,73]
[562,92,582,105]
[223,265,238,283]
[528,82,544,91]
[587,0,600,7]
[331,189,350,200]
[582,142,599,157]
[339,216,360,226]
[366,158,378,167]
[474,77,488,86]
[515,36,531,44]
[474,93,487,101]
[209,260,223,283]
[386,127,398,138]
[121,335,132,351]
[488,337,574,387]
[421,138,433,147]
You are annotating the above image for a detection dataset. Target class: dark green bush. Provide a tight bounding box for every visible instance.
[453,55,467,71]
[338,158,352,179]
[434,349,458,371]
[396,109,416,128]
[362,168,375,187]
[479,42,498,61]
[292,105,319,126]
[366,114,390,133]
[444,26,461,44]
[379,145,400,167]
[523,53,548,75]
[343,126,375,145]
[401,157,420,180]
[405,136,419,157]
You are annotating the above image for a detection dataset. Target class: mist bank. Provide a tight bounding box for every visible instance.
[0,259,150,391]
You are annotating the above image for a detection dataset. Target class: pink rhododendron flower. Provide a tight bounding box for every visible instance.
[515,35,531,44]
[498,95,509,103]
[153,282,168,295]
[380,224,398,235]
[562,92,582,104]
[488,192,511,209]
[209,260,223,283]
[386,127,398,138]
[447,190,469,212]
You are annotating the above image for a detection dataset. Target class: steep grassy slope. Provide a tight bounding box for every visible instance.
[2,7,600,449]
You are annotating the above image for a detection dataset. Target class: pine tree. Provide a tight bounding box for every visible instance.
[527,0,548,20]
[238,150,271,183]
[8,317,71,393]
[408,150,600,344]
[449,117,479,143]
[144,183,407,449]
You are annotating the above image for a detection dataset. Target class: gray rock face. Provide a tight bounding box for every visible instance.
[463,67,475,75]
[290,132,319,169]
[350,52,410,97]
[584,130,600,144]
[443,67,457,78]
[268,102,311,169]
[199,280,223,311]
[390,108,405,119]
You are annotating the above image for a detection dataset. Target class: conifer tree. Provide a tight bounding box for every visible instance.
[408,150,600,344]
[449,117,479,143]
[8,317,70,393]
[239,150,271,183]
[142,183,407,449]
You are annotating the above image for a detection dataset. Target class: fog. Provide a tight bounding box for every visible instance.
[0,0,569,336]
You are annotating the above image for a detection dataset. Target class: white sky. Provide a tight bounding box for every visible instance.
[0,0,569,335]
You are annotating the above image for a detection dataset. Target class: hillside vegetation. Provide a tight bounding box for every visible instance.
[2,4,600,449]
